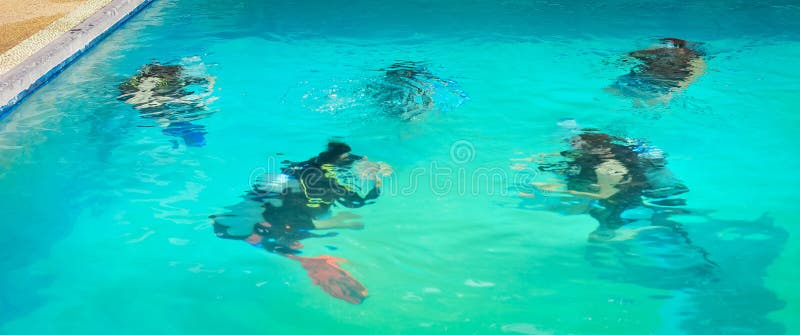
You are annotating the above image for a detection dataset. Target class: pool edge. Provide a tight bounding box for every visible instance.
[0,0,155,121]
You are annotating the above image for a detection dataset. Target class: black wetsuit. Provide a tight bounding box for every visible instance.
[213,157,379,254]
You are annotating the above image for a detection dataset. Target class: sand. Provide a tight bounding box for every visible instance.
[0,0,91,54]
[0,0,117,76]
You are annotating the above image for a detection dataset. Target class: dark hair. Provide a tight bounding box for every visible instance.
[315,142,352,164]
[575,133,613,148]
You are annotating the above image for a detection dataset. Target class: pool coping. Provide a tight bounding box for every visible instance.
[0,0,155,121]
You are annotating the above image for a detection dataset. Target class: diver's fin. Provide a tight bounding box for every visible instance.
[287,255,368,304]
[162,121,207,147]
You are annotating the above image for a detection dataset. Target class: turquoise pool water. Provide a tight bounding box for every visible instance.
[1,0,799,334]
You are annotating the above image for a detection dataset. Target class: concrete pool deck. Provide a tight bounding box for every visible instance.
[0,0,153,117]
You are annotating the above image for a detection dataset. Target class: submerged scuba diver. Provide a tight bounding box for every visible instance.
[606,37,706,103]
[118,61,216,147]
[516,120,690,240]
[211,142,392,304]
[514,121,717,284]
[514,123,788,333]
[368,61,468,121]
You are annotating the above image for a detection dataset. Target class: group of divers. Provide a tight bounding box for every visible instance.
[117,38,758,304]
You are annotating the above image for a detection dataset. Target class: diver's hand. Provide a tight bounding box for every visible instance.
[531,181,564,192]
[355,161,393,182]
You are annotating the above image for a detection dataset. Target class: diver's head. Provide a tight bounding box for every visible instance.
[395,69,416,78]
[315,142,361,166]
[385,61,425,79]
[386,68,418,80]
[142,63,183,80]
[660,37,688,48]
[569,136,587,150]
[570,133,612,152]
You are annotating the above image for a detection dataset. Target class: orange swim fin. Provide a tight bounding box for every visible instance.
[288,255,368,304]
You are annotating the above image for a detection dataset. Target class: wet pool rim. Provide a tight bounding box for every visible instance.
[0,0,155,121]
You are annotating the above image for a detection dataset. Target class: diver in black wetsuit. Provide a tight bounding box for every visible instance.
[118,62,215,147]
[212,142,380,254]
[282,142,381,212]
[210,142,386,304]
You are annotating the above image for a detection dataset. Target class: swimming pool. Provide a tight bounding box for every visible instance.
[1,0,799,334]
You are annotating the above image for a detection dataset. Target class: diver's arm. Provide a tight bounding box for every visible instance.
[206,76,216,90]
[565,189,614,199]
[531,182,604,199]
[677,57,706,89]
[568,171,628,199]
[531,180,619,200]
[364,185,380,200]
[511,152,562,163]
[533,187,612,199]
